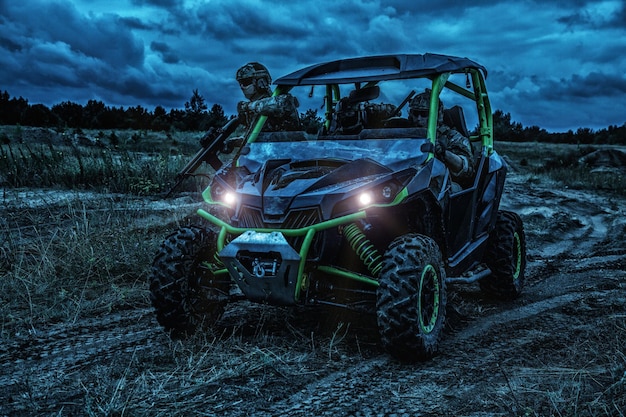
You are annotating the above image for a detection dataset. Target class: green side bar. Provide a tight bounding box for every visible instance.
[198,208,366,239]
[426,73,451,161]
[248,115,268,144]
[471,70,493,151]
[294,228,316,300]
[316,265,379,287]
[444,79,476,101]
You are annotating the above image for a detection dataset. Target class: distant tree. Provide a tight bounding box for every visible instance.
[126,105,150,130]
[300,109,323,134]
[52,101,84,128]
[168,108,187,131]
[104,106,127,130]
[0,94,29,125]
[22,104,58,127]
[184,89,209,130]
[154,105,167,119]
[151,105,170,131]
[204,103,228,130]
[84,99,108,129]
[522,125,550,142]
[185,89,208,114]
[0,91,11,124]
[492,110,523,141]
[575,127,594,144]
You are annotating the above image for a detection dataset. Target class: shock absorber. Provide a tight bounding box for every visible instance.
[343,222,383,278]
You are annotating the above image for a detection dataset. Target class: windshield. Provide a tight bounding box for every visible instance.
[238,136,431,173]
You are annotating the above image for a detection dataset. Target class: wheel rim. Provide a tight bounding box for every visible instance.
[418,264,440,334]
[512,231,522,283]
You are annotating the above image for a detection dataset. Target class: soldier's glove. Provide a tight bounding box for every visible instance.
[435,139,447,160]
[222,136,243,154]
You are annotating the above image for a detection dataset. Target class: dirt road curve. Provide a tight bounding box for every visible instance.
[1,171,625,416]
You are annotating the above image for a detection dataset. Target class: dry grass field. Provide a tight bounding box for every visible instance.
[1,127,625,416]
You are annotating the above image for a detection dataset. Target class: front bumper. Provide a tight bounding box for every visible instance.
[219,231,301,305]
[197,208,379,305]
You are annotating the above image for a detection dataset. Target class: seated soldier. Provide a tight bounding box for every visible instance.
[330,87,396,135]
[409,89,474,186]
[236,62,301,131]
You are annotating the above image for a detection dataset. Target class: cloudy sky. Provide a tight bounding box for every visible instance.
[1,0,625,132]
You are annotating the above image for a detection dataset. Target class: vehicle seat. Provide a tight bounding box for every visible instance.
[443,106,470,138]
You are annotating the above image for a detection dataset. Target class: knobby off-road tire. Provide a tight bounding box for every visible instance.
[150,226,229,338]
[480,210,526,300]
[376,234,447,362]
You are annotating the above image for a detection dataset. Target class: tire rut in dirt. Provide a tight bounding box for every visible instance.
[0,308,158,388]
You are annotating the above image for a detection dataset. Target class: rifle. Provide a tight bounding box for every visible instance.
[391,90,416,117]
[165,117,240,197]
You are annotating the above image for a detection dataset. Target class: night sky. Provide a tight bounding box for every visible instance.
[2,0,625,132]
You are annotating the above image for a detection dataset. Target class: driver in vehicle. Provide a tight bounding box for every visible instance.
[236,62,301,131]
[409,89,474,186]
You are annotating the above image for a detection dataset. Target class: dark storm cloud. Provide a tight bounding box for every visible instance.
[131,0,180,7]
[0,36,21,53]
[150,41,180,64]
[0,0,190,108]
[559,1,626,28]
[542,72,626,99]
[1,0,625,131]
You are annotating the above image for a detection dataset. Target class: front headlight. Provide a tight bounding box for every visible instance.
[211,184,238,208]
[331,170,415,218]
[357,182,402,208]
[358,192,373,206]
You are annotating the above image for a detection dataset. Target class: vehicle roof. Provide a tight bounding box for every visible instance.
[274,53,487,86]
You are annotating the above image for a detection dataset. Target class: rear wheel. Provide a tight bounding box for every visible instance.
[149,226,229,337]
[480,210,526,299]
[376,234,447,362]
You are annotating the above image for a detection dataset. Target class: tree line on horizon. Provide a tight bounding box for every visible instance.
[1,90,624,145]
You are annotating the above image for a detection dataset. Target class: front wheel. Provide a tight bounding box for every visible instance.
[149,226,230,338]
[376,234,447,362]
[480,210,526,300]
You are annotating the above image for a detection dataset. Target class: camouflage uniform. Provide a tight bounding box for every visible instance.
[333,100,397,134]
[409,89,474,182]
[237,94,301,131]
[236,62,301,131]
[436,124,474,182]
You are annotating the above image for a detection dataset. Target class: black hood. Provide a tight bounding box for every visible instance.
[235,138,430,218]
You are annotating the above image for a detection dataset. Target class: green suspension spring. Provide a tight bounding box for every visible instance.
[343,222,383,278]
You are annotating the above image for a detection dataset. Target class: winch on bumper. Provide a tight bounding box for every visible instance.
[219,231,301,305]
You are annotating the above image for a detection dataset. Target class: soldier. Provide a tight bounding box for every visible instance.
[332,99,397,134]
[409,89,474,185]
[235,62,301,131]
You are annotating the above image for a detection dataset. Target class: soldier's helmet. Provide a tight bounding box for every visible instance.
[236,62,272,101]
[409,89,443,127]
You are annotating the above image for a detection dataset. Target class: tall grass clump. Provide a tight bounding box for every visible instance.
[536,146,626,195]
[0,141,197,195]
[0,198,174,337]
[498,142,626,196]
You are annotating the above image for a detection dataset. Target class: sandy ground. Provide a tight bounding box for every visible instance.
[1,165,625,416]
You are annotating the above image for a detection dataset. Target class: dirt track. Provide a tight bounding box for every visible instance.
[1,169,625,416]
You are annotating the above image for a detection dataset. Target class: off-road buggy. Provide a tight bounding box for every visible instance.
[150,53,527,361]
